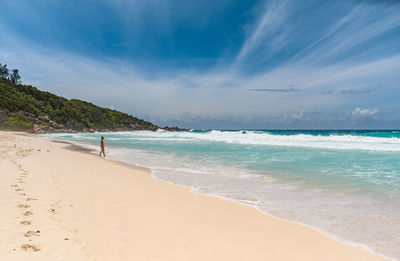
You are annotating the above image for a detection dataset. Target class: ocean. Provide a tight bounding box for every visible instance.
[45,130,400,259]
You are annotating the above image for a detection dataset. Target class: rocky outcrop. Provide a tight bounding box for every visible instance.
[161,126,189,132]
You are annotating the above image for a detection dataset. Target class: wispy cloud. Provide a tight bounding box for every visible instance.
[325,88,371,95]
[249,88,299,92]
[235,0,290,66]
[1,0,399,128]
[296,3,400,64]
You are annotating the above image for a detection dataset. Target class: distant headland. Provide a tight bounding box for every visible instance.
[0,62,186,133]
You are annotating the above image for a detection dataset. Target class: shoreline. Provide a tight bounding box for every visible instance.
[45,135,394,260]
[0,132,388,260]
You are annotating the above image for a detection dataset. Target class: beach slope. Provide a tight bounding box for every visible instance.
[0,132,388,260]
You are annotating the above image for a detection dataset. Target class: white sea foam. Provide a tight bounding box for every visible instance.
[92,130,400,152]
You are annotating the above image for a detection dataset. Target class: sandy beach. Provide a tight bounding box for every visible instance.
[0,131,389,261]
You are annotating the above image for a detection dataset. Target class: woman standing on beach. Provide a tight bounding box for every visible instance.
[99,136,106,157]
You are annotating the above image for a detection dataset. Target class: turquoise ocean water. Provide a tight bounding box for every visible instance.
[46,130,400,259]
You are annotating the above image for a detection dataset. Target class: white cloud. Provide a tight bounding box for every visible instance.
[235,0,290,65]
[291,107,306,120]
[352,108,379,118]
[1,40,398,123]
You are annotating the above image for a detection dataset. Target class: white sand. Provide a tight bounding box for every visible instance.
[0,132,389,260]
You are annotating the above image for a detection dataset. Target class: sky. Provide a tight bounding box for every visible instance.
[1,0,400,129]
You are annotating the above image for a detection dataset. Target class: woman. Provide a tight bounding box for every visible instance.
[99,136,106,157]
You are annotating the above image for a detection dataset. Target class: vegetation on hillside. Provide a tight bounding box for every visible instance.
[0,63,159,132]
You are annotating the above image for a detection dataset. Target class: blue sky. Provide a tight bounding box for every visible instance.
[1,0,400,129]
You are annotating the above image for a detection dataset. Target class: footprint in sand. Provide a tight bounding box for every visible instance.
[26,198,37,201]
[17,204,30,209]
[49,208,56,213]
[11,184,18,188]
[20,193,26,196]
[22,211,33,216]
[15,188,24,192]
[21,243,41,252]
[20,221,32,225]
[24,230,40,237]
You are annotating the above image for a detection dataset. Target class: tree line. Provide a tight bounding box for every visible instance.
[0,63,21,85]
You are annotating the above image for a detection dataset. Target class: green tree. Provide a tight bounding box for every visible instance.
[0,63,9,78]
[9,69,21,85]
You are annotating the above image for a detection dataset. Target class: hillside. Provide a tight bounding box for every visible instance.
[0,77,159,133]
